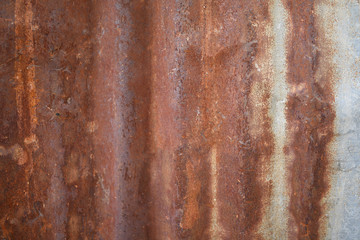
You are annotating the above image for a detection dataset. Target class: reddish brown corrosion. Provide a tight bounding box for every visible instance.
[32,0,95,238]
[0,0,341,239]
[285,0,335,239]
[212,1,274,239]
[0,0,38,238]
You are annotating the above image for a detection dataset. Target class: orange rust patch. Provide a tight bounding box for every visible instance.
[14,0,38,138]
[9,143,28,165]
[180,161,201,230]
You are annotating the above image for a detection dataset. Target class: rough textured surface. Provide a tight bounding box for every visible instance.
[1,0,360,239]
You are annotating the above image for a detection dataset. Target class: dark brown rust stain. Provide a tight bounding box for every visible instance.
[172,1,217,239]
[285,0,335,239]
[169,11,208,237]
[135,0,214,239]
[176,38,212,239]
[30,0,96,239]
[0,0,17,152]
[31,1,98,239]
[172,1,274,239]
[0,0,154,239]
[0,1,40,239]
[213,1,274,239]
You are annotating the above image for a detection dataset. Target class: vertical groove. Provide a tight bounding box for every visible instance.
[211,1,274,239]
[173,0,213,239]
[148,0,179,239]
[113,1,152,239]
[2,0,359,239]
[199,1,221,238]
[91,0,126,238]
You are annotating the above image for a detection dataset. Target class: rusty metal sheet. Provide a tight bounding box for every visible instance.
[1,0,360,239]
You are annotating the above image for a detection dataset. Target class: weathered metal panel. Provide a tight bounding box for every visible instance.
[0,0,360,239]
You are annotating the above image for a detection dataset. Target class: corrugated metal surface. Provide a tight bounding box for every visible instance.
[0,0,360,239]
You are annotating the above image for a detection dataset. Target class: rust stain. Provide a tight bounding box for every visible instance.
[0,0,357,239]
[32,0,97,238]
[212,1,275,239]
[180,161,201,230]
[14,0,36,215]
[285,0,335,239]
[0,0,41,238]
[199,1,222,238]
[15,0,37,136]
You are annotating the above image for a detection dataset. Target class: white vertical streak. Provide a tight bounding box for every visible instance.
[260,0,289,239]
[209,146,222,239]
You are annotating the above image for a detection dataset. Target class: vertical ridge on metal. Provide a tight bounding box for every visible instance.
[0,0,359,239]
